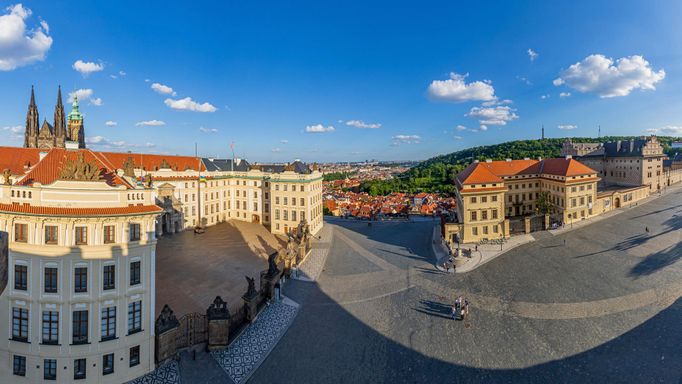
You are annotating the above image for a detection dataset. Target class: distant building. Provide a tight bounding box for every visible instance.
[453,157,599,243]
[561,136,667,191]
[23,87,86,150]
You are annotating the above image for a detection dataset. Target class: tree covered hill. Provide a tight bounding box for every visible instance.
[359,136,681,196]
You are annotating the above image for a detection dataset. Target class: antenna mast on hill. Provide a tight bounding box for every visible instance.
[541,124,545,140]
[598,125,601,139]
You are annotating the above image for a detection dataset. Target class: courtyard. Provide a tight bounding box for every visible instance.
[249,184,682,383]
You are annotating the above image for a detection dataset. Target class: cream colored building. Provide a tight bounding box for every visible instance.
[454,157,600,243]
[0,148,161,383]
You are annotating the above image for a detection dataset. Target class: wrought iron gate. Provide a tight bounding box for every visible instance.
[175,312,208,349]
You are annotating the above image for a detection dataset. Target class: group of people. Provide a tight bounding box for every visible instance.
[452,295,469,321]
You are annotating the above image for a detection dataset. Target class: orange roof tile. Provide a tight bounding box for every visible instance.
[0,203,162,217]
[100,151,204,172]
[457,158,596,185]
[0,147,43,175]
[539,158,596,177]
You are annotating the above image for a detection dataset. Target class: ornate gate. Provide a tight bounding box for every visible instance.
[175,312,208,349]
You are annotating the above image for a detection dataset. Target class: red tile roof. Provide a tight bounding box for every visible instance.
[100,151,204,172]
[17,148,132,188]
[457,158,596,185]
[0,203,162,216]
[0,147,43,175]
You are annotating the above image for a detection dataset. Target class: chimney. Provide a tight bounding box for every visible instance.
[523,157,530,160]
[473,160,479,163]
[565,155,572,159]
[537,157,542,161]
[505,158,511,162]
[485,159,492,163]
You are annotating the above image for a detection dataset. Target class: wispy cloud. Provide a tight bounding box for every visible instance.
[305,124,335,133]
[105,121,117,127]
[391,135,421,145]
[280,139,289,144]
[345,120,381,129]
[68,88,103,106]
[135,120,165,127]
[466,105,519,127]
[558,124,577,130]
[199,127,218,133]
[527,48,538,61]
[85,135,155,149]
[271,147,282,153]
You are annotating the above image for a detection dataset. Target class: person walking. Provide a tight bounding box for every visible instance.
[563,239,566,246]
[645,226,649,233]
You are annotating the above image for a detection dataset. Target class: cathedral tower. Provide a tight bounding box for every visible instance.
[24,86,39,148]
[54,86,66,148]
[67,96,86,148]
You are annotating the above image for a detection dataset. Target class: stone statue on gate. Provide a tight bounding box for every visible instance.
[2,168,11,185]
[245,276,257,298]
[267,252,280,277]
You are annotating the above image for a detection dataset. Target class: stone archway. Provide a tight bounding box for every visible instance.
[614,197,621,208]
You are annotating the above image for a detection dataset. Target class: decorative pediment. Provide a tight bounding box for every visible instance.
[59,153,102,181]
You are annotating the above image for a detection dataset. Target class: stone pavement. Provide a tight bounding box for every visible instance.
[127,359,181,384]
[293,224,333,282]
[211,297,299,384]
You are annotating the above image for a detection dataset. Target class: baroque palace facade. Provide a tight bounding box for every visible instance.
[0,90,323,382]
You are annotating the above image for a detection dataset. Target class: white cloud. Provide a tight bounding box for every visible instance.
[482,99,512,107]
[455,125,467,131]
[466,105,519,126]
[105,121,117,127]
[559,92,571,98]
[271,148,281,153]
[151,82,176,96]
[280,139,289,144]
[540,94,550,100]
[118,70,126,76]
[427,72,496,102]
[527,48,538,61]
[144,79,150,82]
[516,76,532,85]
[2,124,23,139]
[558,124,577,130]
[0,4,52,71]
[391,135,421,145]
[135,120,165,127]
[479,125,488,131]
[453,135,463,140]
[199,127,218,133]
[648,126,682,135]
[164,97,217,112]
[553,54,665,98]
[86,135,155,149]
[67,88,102,106]
[72,60,104,76]
[305,124,335,133]
[345,120,381,129]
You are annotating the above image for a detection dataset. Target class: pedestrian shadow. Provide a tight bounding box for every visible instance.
[414,299,452,319]
[629,241,682,278]
[413,266,447,275]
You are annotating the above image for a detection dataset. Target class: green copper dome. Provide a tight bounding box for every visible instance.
[68,96,83,121]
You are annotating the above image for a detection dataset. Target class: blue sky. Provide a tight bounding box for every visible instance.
[1,1,681,162]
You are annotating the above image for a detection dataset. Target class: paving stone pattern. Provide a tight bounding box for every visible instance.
[127,359,181,384]
[211,297,299,383]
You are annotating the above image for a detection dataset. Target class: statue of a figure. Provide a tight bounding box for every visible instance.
[2,168,11,185]
[122,156,136,177]
[267,252,279,276]
[146,174,153,188]
[245,276,257,297]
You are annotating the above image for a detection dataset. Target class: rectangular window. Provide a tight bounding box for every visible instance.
[275,209,280,220]
[491,195,497,202]
[101,307,116,341]
[14,223,28,242]
[12,308,28,342]
[470,197,477,203]
[74,358,86,380]
[301,211,305,221]
[75,227,87,245]
[44,358,57,380]
[470,211,477,221]
[103,265,115,290]
[130,261,141,286]
[483,226,489,235]
[472,227,478,236]
[492,209,498,220]
[284,197,288,205]
[13,355,26,376]
[45,225,58,244]
[44,267,58,293]
[253,202,258,211]
[128,301,142,334]
[493,225,499,234]
[72,310,88,344]
[104,225,115,244]
[481,196,487,203]
[482,211,488,220]
[103,353,114,375]
[283,210,288,221]
[14,265,27,290]
[130,223,141,241]
[75,267,87,293]
[130,345,140,367]
[292,210,297,222]
[42,310,59,344]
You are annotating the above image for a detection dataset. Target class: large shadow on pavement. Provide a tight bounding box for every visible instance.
[252,281,682,384]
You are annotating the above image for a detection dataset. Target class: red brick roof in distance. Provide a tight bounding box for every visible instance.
[0,147,43,175]
[17,148,132,188]
[457,158,596,185]
[100,151,204,172]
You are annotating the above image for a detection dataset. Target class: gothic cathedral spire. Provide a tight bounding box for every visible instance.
[25,86,39,148]
[54,85,66,147]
